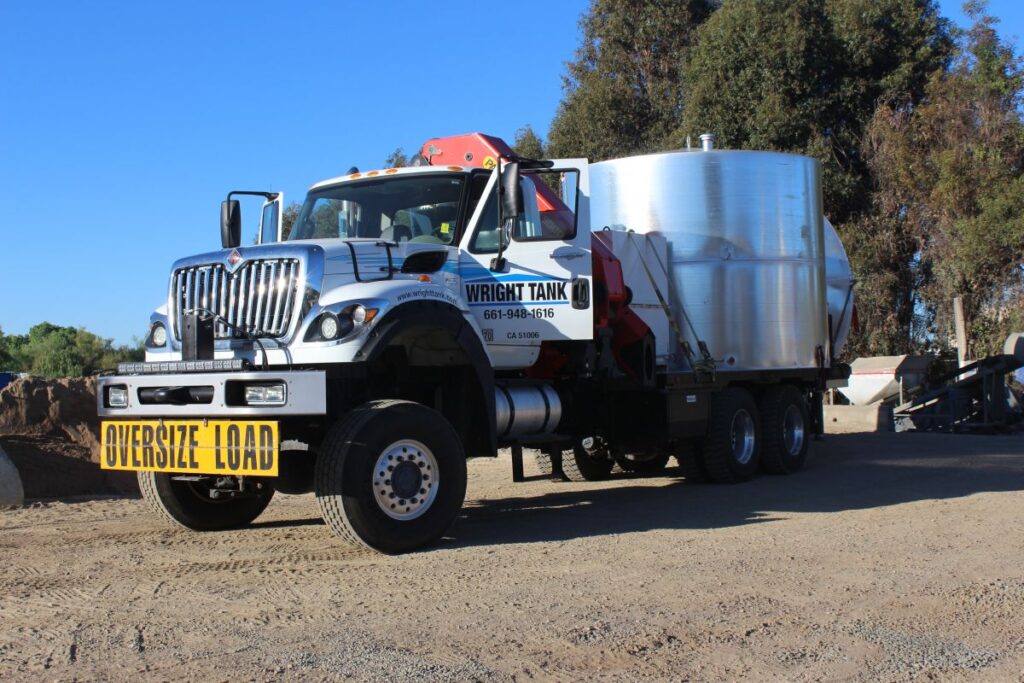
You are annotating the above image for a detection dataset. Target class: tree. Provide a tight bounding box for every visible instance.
[680,0,951,225]
[385,148,409,168]
[865,1,1024,356]
[547,0,715,161]
[0,322,143,377]
[513,125,545,159]
[0,328,14,369]
[281,202,302,241]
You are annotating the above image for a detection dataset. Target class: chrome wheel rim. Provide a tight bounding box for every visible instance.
[730,409,756,465]
[782,404,805,457]
[372,440,438,521]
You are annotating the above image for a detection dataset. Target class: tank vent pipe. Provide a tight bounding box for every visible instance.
[700,133,715,152]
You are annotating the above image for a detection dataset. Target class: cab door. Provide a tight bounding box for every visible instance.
[458,160,592,368]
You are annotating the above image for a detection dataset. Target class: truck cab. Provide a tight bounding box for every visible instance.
[100,150,600,553]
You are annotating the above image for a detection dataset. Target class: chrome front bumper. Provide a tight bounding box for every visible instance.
[97,370,327,417]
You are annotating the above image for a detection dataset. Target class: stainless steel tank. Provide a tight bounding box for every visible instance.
[824,217,854,357]
[589,149,837,371]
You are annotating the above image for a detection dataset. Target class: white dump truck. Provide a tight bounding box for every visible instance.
[97,132,853,553]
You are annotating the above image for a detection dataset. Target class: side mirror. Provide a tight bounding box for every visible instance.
[500,161,521,219]
[220,199,241,249]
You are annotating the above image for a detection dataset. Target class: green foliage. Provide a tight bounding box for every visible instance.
[513,125,545,159]
[281,201,302,241]
[0,328,12,369]
[546,0,1024,359]
[864,2,1024,356]
[0,322,143,378]
[385,148,409,168]
[547,0,715,160]
[680,0,951,225]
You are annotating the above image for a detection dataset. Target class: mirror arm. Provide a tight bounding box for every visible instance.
[491,161,521,272]
[491,175,507,271]
[489,218,510,272]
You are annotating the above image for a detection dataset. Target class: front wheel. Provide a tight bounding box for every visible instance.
[315,400,467,554]
[138,472,274,531]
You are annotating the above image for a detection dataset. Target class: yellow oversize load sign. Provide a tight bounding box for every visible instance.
[100,420,278,476]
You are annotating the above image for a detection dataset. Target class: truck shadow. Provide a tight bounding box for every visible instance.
[445,432,1024,549]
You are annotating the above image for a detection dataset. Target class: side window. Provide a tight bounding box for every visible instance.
[259,202,278,244]
[470,182,501,253]
[515,169,578,242]
[300,198,363,239]
[468,168,580,253]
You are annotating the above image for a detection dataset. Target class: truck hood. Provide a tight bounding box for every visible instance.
[169,238,451,289]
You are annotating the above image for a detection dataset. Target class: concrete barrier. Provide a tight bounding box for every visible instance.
[823,404,894,434]
[0,444,25,507]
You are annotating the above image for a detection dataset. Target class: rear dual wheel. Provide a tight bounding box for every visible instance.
[700,387,761,483]
[758,385,810,474]
[687,385,809,484]
[541,445,671,482]
[536,440,616,482]
[561,443,615,482]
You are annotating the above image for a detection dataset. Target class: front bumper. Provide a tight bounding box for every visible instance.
[97,369,327,417]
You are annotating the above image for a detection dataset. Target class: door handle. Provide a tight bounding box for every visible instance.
[551,250,587,260]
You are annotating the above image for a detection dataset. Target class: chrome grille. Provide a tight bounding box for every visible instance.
[171,258,301,340]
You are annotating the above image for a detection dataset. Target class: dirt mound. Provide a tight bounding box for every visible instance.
[0,377,137,499]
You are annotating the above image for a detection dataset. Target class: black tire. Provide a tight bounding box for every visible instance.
[616,450,671,474]
[674,443,707,483]
[561,444,614,482]
[534,450,565,480]
[700,387,761,483]
[759,385,810,474]
[315,400,467,554]
[137,471,274,531]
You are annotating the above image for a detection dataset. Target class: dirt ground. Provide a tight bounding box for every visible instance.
[2,432,1023,682]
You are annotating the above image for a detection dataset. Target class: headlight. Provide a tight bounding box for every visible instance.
[244,383,287,406]
[305,311,354,342]
[320,314,340,340]
[107,386,129,408]
[150,323,167,347]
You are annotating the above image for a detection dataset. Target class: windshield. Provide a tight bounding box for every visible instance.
[287,174,466,244]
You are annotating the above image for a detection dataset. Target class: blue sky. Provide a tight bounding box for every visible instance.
[1,1,1020,345]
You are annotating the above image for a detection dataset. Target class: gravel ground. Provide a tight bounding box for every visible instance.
[1,432,1023,681]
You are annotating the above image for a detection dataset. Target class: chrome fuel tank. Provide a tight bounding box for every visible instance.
[590,150,836,371]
